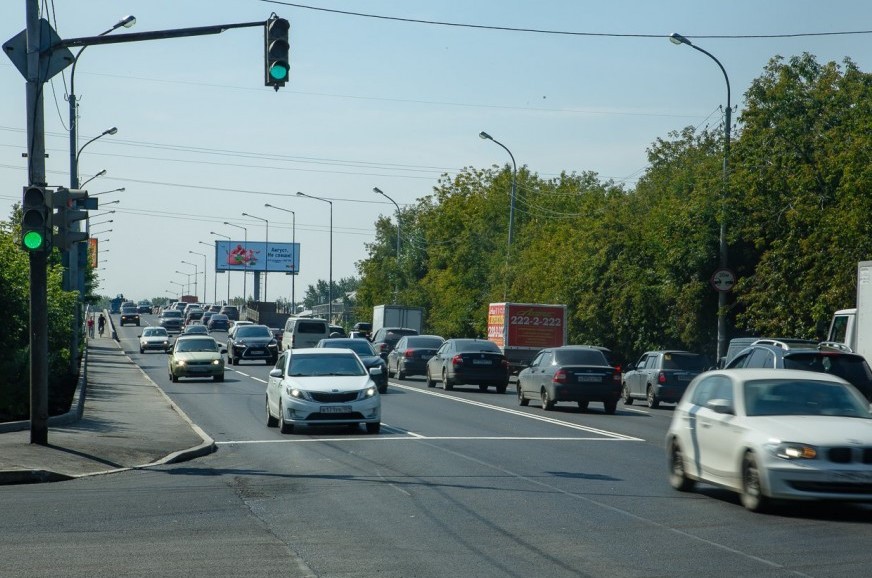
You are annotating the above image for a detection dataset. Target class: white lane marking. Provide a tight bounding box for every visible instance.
[217,436,636,445]
[389,383,643,441]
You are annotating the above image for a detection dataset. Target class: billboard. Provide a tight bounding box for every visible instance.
[214,240,300,273]
[88,237,98,268]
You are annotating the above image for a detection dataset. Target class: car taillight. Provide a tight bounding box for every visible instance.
[658,371,667,384]
[452,354,463,367]
[612,369,621,383]
[553,369,568,384]
[404,349,414,358]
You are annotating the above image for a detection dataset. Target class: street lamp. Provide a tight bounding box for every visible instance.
[181,260,199,301]
[175,270,192,296]
[79,168,107,189]
[90,228,112,236]
[373,187,401,300]
[223,222,248,305]
[191,249,210,305]
[479,131,517,299]
[89,218,113,227]
[91,210,115,219]
[211,231,232,304]
[296,192,333,320]
[169,280,184,297]
[670,32,732,362]
[92,187,125,196]
[242,212,270,301]
[264,203,296,315]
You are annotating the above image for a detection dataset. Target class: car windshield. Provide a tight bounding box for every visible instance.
[185,326,208,333]
[288,354,365,377]
[162,311,182,318]
[661,353,707,371]
[783,353,872,387]
[407,337,444,348]
[143,328,167,337]
[175,339,218,353]
[236,326,272,338]
[455,340,501,353]
[554,349,608,365]
[744,379,872,418]
[321,340,375,356]
[210,315,228,321]
[121,307,137,313]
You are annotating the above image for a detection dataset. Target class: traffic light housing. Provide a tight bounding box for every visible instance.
[21,185,52,252]
[264,16,290,91]
[53,187,89,251]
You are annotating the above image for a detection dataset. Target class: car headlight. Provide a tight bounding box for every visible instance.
[364,386,378,398]
[162,340,169,346]
[286,387,305,399]
[211,359,221,366]
[768,442,817,460]
[177,360,186,367]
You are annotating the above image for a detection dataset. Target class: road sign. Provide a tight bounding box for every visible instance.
[710,268,736,292]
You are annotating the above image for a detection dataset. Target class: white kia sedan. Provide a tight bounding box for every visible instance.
[666,369,872,512]
[266,348,381,434]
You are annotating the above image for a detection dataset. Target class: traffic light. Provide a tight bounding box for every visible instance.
[52,187,89,251]
[21,185,52,252]
[264,16,290,91]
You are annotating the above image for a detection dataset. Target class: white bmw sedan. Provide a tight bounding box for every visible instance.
[666,369,872,512]
[266,348,381,434]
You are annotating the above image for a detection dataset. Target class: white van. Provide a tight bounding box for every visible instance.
[282,318,329,350]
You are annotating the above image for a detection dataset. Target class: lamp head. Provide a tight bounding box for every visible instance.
[117,15,136,28]
[669,33,691,46]
[295,192,304,197]
[479,131,492,141]
[264,203,272,208]
[373,187,383,195]
[104,127,118,136]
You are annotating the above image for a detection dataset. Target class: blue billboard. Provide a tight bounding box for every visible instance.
[214,241,300,273]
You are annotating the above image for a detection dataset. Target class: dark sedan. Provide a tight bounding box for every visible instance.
[387,335,445,379]
[425,338,509,393]
[315,337,388,393]
[226,324,279,365]
[518,346,622,414]
[207,313,230,332]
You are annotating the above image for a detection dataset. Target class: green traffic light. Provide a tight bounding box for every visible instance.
[269,63,289,81]
[23,230,45,250]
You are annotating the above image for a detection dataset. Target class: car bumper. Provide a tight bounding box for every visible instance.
[761,458,872,502]
[120,316,140,325]
[551,383,621,402]
[451,368,509,386]
[141,342,171,351]
[231,345,278,361]
[281,395,381,425]
[172,362,224,378]
[398,359,430,376]
[654,384,689,403]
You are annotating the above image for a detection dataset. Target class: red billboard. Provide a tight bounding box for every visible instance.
[488,303,566,350]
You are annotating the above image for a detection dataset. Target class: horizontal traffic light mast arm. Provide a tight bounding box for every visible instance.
[50,20,266,52]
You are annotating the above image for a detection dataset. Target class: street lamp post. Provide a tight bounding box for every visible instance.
[373,187,401,300]
[211,231,231,304]
[92,187,125,196]
[197,243,216,305]
[175,270,193,296]
[479,131,517,300]
[264,203,296,315]
[670,32,732,362]
[181,260,199,302]
[169,280,184,298]
[242,212,269,302]
[296,192,333,320]
[223,222,248,306]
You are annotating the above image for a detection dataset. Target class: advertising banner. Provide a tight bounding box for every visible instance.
[88,237,98,268]
[214,240,300,273]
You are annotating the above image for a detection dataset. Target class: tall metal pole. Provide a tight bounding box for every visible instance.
[211,231,231,304]
[264,203,296,315]
[670,33,731,362]
[373,187,401,301]
[188,253,208,303]
[181,260,198,300]
[242,212,270,301]
[196,243,214,304]
[223,222,247,306]
[296,192,332,320]
[479,131,517,300]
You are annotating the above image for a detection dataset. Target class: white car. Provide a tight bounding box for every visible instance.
[138,326,171,353]
[266,348,381,434]
[666,369,872,512]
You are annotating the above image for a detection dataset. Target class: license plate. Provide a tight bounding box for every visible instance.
[321,406,351,414]
[249,349,265,355]
[473,359,491,365]
[577,375,601,382]
[831,470,872,482]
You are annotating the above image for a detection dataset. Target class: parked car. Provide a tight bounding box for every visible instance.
[315,337,388,393]
[622,350,708,408]
[265,348,381,434]
[119,305,140,327]
[138,326,171,353]
[425,338,509,393]
[158,309,184,333]
[370,327,419,361]
[219,305,239,321]
[666,369,872,512]
[167,335,225,383]
[517,345,622,414]
[207,313,230,332]
[227,324,279,365]
[725,339,872,401]
[386,335,445,379]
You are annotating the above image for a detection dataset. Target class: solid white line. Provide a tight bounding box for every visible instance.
[216,436,637,445]
[389,383,643,441]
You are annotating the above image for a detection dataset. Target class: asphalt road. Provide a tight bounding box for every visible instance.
[1,314,869,577]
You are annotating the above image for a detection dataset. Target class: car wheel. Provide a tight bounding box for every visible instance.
[366,422,381,434]
[213,374,224,382]
[602,399,617,415]
[541,388,555,411]
[266,396,278,427]
[278,402,293,434]
[578,400,590,411]
[518,386,529,406]
[139,346,144,354]
[442,369,453,391]
[621,383,633,405]
[425,368,436,388]
[478,384,489,392]
[741,452,770,512]
[378,383,387,394]
[668,439,696,492]
[227,353,234,365]
[647,385,660,409]
[496,383,507,394]
[397,365,406,380]
[170,371,178,383]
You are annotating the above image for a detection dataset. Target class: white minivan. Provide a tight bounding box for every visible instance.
[282,317,329,350]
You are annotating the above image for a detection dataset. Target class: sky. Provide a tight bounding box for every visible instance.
[3,0,872,306]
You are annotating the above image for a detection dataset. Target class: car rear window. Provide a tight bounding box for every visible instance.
[554,349,608,366]
[661,353,707,371]
[784,353,872,388]
[298,321,328,334]
[455,340,501,353]
[321,340,375,356]
[162,310,182,318]
[407,337,444,348]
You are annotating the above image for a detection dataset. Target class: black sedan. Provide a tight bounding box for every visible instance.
[387,335,445,379]
[425,339,509,393]
[315,337,388,393]
[517,346,622,414]
[226,324,279,365]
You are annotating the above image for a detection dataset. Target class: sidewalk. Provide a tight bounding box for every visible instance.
[0,332,215,485]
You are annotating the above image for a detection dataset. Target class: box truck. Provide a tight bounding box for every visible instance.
[372,305,424,335]
[827,260,872,360]
[487,302,567,380]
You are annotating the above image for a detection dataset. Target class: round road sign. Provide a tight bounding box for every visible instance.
[711,268,736,292]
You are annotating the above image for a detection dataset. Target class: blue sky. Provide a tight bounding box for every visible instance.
[3,0,872,306]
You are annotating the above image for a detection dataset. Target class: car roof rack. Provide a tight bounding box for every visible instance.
[818,341,854,353]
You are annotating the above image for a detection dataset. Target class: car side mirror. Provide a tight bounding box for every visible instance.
[707,398,734,415]
[625,363,635,371]
[220,348,227,354]
[369,366,383,375]
[268,368,283,378]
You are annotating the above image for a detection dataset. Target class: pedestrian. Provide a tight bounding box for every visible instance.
[97,313,106,337]
[87,315,95,337]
